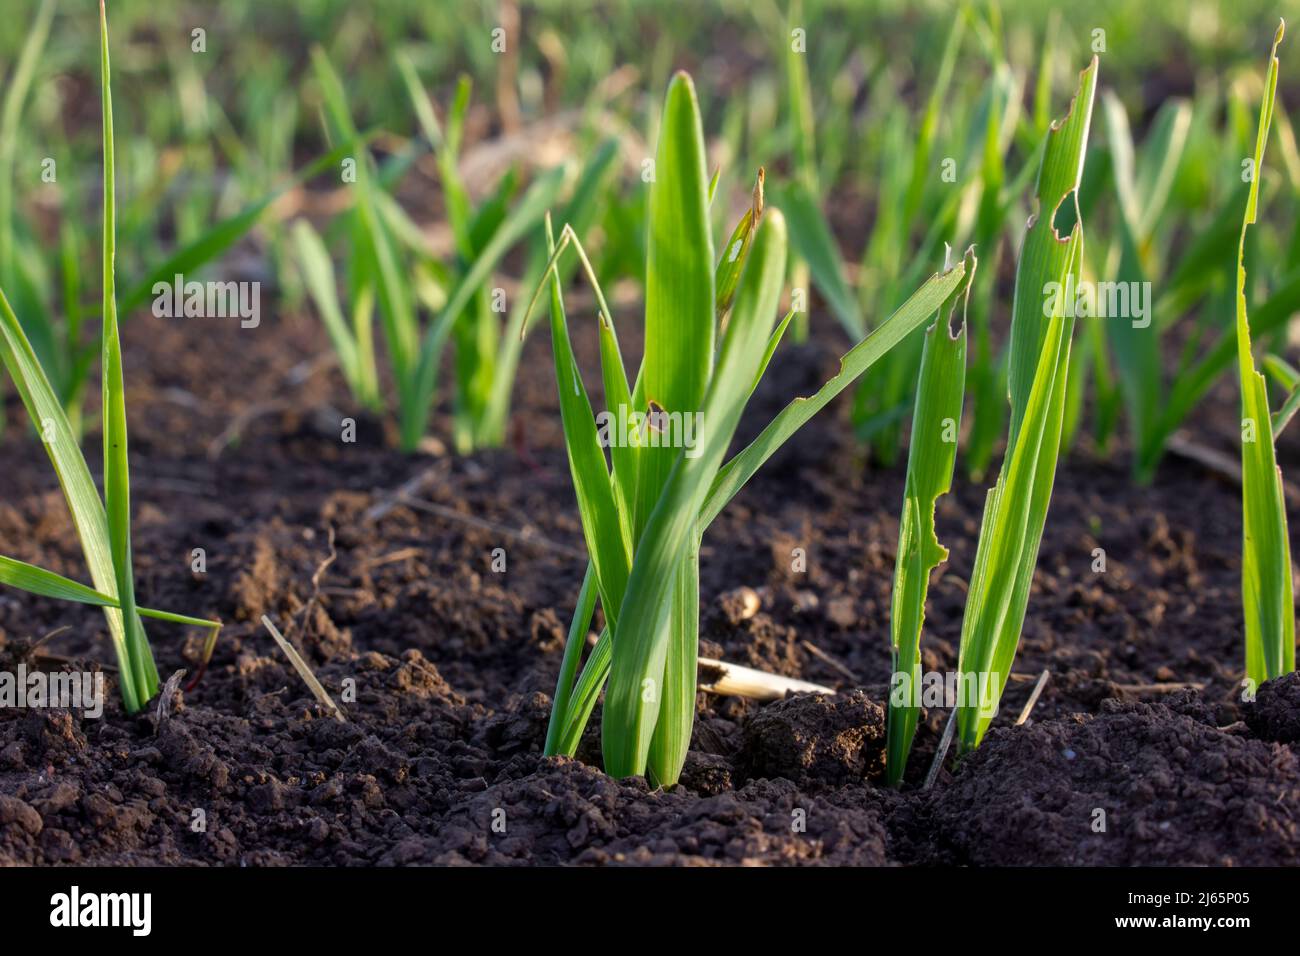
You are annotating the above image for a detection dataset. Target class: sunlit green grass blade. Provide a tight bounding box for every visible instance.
[752,308,796,395]
[543,217,630,630]
[482,139,619,445]
[413,160,566,426]
[0,0,58,401]
[886,254,972,786]
[631,72,715,542]
[0,286,145,707]
[1263,353,1299,390]
[0,555,122,606]
[1133,99,1192,239]
[903,7,967,227]
[1154,180,1248,325]
[544,223,640,551]
[311,48,420,446]
[0,556,218,631]
[100,0,157,707]
[1102,92,1191,481]
[1272,380,1300,439]
[557,626,612,754]
[784,0,815,343]
[786,0,816,190]
[1005,61,1096,433]
[701,259,972,528]
[647,543,700,785]
[292,219,372,405]
[543,562,598,756]
[1153,268,1300,456]
[1236,22,1294,687]
[411,163,568,447]
[602,208,786,783]
[956,57,1098,752]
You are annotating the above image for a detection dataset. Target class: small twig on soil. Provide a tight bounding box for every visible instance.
[260,615,346,722]
[402,497,586,560]
[206,399,291,460]
[800,640,860,683]
[363,466,445,522]
[362,548,423,569]
[30,625,71,653]
[321,586,370,600]
[1167,432,1300,505]
[287,352,337,387]
[310,528,339,589]
[205,353,338,460]
[1225,679,1250,704]
[697,657,834,700]
[287,526,338,640]
[924,709,958,790]
[1015,669,1051,726]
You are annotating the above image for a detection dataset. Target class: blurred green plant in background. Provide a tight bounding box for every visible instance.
[1,0,1298,465]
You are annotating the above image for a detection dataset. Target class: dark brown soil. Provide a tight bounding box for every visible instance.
[1,297,1298,866]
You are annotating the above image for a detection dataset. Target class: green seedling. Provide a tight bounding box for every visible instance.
[0,1,219,714]
[536,72,976,786]
[1235,22,1295,692]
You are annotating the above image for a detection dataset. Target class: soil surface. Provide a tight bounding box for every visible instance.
[1,297,1298,866]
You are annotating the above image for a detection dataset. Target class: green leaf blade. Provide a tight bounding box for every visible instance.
[602,208,786,783]
[886,258,972,785]
[956,57,1099,751]
[100,0,157,708]
[633,73,716,540]
[1236,23,1295,687]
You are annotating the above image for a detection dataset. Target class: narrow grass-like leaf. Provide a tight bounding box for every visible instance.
[886,253,973,786]
[0,286,139,704]
[311,48,420,446]
[1236,22,1294,688]
[955,57,1098,752]
[481,139,619,445]
[542,561,598,756]
[293,219,372,405]
[410,163,568,446]
[701,259,971,528]
[631,72,716,543]
[543,217,630,629]
[602,208,786,783]
[100,0,158,707]
[0,557,218,631]
[1263,354,1300,437]
[0,556,122,607]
